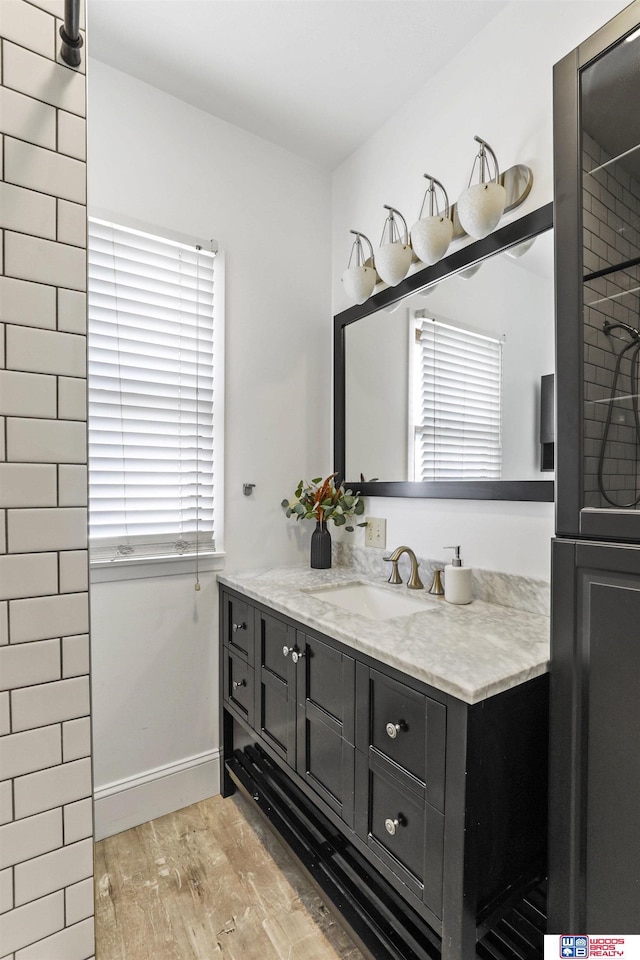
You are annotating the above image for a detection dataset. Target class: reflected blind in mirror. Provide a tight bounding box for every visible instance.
[87,218,217,562]
[413,316,502,481]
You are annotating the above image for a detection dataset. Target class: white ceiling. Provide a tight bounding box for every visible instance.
[87,0,509,169]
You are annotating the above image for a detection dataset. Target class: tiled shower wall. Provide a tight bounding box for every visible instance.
[583,131,640,508]
[0,2,94,958]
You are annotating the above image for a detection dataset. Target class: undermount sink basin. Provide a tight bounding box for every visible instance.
[307,581,436,621]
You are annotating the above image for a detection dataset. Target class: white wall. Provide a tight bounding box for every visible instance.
[331,0,627,582]
[88,60,332,836]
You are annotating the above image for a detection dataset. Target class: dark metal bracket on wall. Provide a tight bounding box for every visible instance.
[59,0,83,68]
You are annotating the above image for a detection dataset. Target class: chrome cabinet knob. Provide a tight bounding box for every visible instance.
[385,817,400,836]
[385,721,403,739]
[291,649,305,665]
[232,622,247,633]
[282,645,291,658]
[232,679,246,691]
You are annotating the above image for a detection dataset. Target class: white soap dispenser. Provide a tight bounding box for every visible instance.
[443,545,472,605]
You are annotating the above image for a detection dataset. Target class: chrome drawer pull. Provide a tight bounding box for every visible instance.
[385,721,404,739]
[385,817,400,836]
[291,649,305,665]
[232,679,246,690]
[282,645,292,658]
[232,622,247,633]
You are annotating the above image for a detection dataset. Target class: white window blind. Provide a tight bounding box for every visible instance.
[87,217,217,562]
[412,315,502,481]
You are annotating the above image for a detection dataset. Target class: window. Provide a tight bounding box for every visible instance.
[411,313,503,481]
[87,217,221,565]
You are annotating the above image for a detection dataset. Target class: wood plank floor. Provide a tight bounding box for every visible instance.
[94,793,367,960]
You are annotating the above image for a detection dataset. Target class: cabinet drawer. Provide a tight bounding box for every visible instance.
[370,670,446,788]
[370,762,426,881]
[370,670,427,780]
[223,649,254,726]
[222,593,254,661]
[356,755,444,919]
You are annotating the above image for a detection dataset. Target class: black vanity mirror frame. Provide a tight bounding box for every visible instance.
[334,202,554,501]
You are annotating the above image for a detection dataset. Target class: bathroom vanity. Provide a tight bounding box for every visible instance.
[218,567,550,960]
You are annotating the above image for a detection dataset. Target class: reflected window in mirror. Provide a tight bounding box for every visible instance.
[411,316,503,482]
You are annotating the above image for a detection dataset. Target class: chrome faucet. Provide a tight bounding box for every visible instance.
[383,546,424,590]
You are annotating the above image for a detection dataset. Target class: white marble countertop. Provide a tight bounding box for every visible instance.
[218,565,550,705]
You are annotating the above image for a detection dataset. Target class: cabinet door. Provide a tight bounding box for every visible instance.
[254,609,297,765]
[550,539,640,932]
[295,631,355,826]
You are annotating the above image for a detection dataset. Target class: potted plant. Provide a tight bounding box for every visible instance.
[281,473,366,569]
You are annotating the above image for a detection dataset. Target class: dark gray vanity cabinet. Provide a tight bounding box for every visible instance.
[219,584,549,960]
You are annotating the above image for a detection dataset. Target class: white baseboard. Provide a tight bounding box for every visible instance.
[94,748,221,841]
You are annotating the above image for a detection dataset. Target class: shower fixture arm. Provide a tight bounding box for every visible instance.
[597,331,640,508]
[603,318,640,341]
[59,0,83,68]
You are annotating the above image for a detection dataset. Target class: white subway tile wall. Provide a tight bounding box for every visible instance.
[0,3,93,958]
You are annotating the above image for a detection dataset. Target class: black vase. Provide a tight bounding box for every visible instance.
[310,521,331,569]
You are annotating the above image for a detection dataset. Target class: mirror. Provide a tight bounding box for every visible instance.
[334,203,555,501]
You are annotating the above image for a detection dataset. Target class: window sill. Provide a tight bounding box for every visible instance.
[90,551,226,583]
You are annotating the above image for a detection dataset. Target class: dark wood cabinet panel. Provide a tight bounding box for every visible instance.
[295,631,356,825]
[296,700,355,826]
[222,648,254,727]
[301,631,355,733]
[254,609,297,764]
[549,539,640,933]
[586,578,640,930]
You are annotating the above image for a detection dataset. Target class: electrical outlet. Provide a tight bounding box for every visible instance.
[365,517,387,549]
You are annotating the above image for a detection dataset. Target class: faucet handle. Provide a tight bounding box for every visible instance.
[383,555,403,584]
[428,569,445,596]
